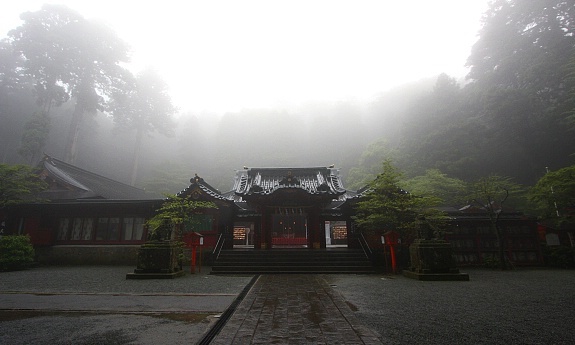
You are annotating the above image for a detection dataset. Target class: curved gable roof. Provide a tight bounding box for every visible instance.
[177,174,232,202]
[39,155,158,200]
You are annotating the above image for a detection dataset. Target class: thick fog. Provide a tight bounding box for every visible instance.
[0,71,435,192]
[1,1,574,197]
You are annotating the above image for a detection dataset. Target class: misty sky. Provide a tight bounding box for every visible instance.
[1,0,489,114]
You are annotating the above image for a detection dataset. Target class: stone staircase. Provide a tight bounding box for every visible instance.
[210,248,375,274]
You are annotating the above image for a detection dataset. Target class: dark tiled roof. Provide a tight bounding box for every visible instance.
[38,155,159,200]
[177,174,232,201]
[232,167,347,198]
[178,167,361,215]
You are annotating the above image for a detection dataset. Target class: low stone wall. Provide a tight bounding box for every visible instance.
[35,245,140,265]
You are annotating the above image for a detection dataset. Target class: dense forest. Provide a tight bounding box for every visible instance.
[1,1,574,201]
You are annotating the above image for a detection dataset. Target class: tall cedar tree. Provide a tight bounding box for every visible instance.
[110,69,176,185]
[9,4,131,164]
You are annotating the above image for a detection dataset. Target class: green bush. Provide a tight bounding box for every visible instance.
[544,246,575,268]
[482,256,501,269]
[0,235,35,271]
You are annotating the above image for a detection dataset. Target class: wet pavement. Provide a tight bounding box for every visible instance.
[210,275,382,344]
[0,266,251,345]
[0,292,236,313]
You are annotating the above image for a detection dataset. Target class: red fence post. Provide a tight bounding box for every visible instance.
[384,231,400,274]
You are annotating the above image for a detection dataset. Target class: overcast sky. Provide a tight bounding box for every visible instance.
[1,1,489,114]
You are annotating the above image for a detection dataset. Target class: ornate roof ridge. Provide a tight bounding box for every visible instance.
[232,166,346,197]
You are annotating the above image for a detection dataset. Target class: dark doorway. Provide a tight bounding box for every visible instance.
[272,213,308,247]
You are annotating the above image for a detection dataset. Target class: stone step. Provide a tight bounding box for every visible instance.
[213,261,372,266]
[211,249,375,274]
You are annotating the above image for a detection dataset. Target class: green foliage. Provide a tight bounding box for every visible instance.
[565,54,575,130]
[543,246,575,268]
[353,160,444,240]
[468,175,524,270]
[0,164,47,208]
[529,165,575,226]
[482,255,501,270]
[8,4,132,163]
[468,175,525,214]
[18,112,50,163]
[346,0,575,187]
[0,235,35,271]
[9,5,80,111]
[140,161,193,195]
[147,194,217,239]
[402,169,466,206]
[462,0,575,182]
[111,68,176,137]
[110,69,176,185]
[346,139,399,190]
[467,0,574,91]
[0,39,27,92]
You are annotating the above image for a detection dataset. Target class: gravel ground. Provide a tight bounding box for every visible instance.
[0,265,252,295]
[1,313,212,345]
[0,266,253,345]
[326,268,575,345]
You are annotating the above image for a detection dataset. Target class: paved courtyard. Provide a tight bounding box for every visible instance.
[0,266,574,344]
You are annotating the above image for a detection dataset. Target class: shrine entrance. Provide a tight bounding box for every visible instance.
[272,211,308,248]
[230,167,351,250]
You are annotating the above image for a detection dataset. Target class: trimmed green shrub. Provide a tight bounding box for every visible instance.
[0,235,35,271]
[544,246,575,268]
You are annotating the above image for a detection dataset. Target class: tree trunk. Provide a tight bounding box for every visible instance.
[130,128,144,186]
[64,73,97,165]
[64,106,83,164]
[489,218,508,270]
[495,224,508,270]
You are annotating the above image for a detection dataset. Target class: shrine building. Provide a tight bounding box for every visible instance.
[180,166,362,251]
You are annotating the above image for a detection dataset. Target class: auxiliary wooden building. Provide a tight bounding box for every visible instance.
[3,155,164,264]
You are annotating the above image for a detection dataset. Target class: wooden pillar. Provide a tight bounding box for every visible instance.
[346,219,358,249]
[319,218,327,249]
[309,207,322,249]
[253,219,262,250]
[220,218,234,250]
[260,208,271,249]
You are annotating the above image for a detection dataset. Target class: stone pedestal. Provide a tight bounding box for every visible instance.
[126,241,184,279]
[403,239,469,281]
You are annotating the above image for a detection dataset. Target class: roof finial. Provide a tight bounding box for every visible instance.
[191,174,201,184]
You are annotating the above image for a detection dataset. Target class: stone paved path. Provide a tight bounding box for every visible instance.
[211,274,382,345]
